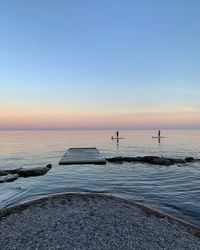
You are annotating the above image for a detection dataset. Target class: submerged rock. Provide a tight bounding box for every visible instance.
[0,174,19,183]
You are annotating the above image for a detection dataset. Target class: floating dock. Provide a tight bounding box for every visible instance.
[59,147,106,165]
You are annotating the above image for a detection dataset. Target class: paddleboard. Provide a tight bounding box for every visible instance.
[152,136,165,138]
[111,137,124,140]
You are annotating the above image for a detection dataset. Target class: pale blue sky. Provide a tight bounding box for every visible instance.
[0,1,200,129]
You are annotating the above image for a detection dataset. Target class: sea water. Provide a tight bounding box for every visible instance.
[0,130,200,226]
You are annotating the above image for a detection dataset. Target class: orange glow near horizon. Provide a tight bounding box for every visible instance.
[1,108,200,129]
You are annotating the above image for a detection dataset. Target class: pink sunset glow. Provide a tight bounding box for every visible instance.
[1,109,200,130]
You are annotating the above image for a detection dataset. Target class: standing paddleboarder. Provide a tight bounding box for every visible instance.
[116,131,119,140]
[111,131,119,140]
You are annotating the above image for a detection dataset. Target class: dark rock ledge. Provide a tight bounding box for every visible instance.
[0,164,52,184]
[106,156,199,166]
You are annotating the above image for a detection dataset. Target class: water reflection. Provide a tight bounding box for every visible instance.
[0,130,200,226]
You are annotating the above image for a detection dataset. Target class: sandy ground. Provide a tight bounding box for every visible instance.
[0,193,200,250]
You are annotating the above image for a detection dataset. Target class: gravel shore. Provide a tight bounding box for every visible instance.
[0,193,200,250]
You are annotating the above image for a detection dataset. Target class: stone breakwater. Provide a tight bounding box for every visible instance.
[106,156,199,166]
[0,156,198,183]
[0,164,52,183]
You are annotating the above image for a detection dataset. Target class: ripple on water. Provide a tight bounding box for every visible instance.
[0,130,200,226]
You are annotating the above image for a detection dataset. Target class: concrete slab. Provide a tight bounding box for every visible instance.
[59,147,106,165]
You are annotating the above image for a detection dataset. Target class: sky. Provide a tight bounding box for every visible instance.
[0,0,200,130]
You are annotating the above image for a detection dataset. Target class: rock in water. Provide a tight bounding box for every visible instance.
[106,156,174,166]
[0,170,9,176]
[185,157,194,162]
[0,168,23,176]
[106,157,124,163]
[17,164,52,177]
[7,168,23,174]
[0,174,19,183]
[167,158,186,164]
[151,158,172,166]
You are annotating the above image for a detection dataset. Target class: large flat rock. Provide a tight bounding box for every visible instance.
[59,147,106,165]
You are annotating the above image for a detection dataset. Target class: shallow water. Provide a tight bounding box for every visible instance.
[0,130,200,226]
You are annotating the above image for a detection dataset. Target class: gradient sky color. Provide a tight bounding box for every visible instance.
[0,0,200,129]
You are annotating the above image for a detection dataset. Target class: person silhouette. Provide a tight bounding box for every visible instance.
[111,131,119,140]
[116,131,119,140]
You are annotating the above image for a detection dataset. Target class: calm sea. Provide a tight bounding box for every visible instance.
[0,130,200,226]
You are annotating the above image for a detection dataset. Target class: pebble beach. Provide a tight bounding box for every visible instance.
[0,193,200,250]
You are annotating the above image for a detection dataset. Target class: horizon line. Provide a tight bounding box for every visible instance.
[0,128,200,131]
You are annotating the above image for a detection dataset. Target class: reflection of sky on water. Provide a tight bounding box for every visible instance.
[0,130,200,226]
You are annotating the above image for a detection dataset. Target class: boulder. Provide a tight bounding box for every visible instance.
[167,158,186,164]
[106,156,173,166]
[0,174,19,183]
[136,156,173,166]
[7,168,23,174]
[0,168,23,176]
[142,156,160,164]
[151,158,173,166]
[0,170,9,176]
[17,164,52,177]
[185,157,194,162]
[123,157,142,162]
[106,157,124,163]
